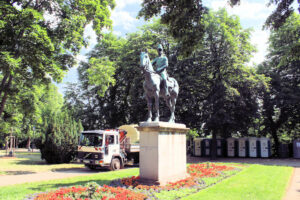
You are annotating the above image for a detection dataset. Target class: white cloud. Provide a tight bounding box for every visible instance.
[110,0,143,32]
[250,29,270,65]
[114,0,142,10]
[84,23,97,47]
[69,23,97,68]
[113,30,122,36]
[210,0,274,20]
[111,11,138,31]
[208,0,274,65]
[76,54,87,63]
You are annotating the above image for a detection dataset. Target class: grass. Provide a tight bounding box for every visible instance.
[0,168,139,200]
[0,151,85,175]
[0,152,293,200]
[182,164,293,200]
[153,165,243,200]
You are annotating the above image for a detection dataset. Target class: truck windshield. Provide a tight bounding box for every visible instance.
[79,133,103,147]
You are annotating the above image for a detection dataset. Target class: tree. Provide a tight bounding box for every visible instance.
[37,110,83,163]
[173,9,267,159]
[66,12,267,155]
[0,81,64,149]
[138,0,299,57]
[0,0,115,118]
[65,33,126,129]
[138,0,207,56]
[229,0,300,29]
[257,13,300,155]
[65,21,178,129]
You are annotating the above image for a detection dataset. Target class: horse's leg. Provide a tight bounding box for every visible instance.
[165,96,173,122]
[169,96,177,123]
[146,96,152,122]
[153,91,160,122]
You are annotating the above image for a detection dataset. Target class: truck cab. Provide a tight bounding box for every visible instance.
[77,129,127,170]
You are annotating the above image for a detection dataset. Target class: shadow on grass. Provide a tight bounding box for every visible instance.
[52,164,139,173]
[51,167,88,172]
[15,159,46,165]
[51,167,108,173]
[4,171,36,175]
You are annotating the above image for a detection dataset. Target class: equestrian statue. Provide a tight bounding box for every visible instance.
[139,44,179,123]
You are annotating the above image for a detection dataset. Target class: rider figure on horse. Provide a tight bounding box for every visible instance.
[152,44,170,97]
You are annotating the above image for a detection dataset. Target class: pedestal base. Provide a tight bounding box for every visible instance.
[137,121,189,186]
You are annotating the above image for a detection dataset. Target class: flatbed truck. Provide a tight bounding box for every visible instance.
[76,125,139,170]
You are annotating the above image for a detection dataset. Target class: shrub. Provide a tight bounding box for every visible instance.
[36,111,83,164]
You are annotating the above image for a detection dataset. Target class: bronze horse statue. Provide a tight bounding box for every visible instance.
[140,51,179,123]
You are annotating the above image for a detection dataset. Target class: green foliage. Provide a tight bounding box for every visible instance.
[187,129,200,140]
[65,24,170,129]
[87,57,116,97]
[257,13,300,152]
[65,10,268,144]
[229,0,299,30]
[138,0,207,56]
[175,9,267,139]
[0,83,64,148]
[37,111,83,164]
[0,0,115,118]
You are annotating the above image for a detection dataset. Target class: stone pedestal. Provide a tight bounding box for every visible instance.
[137,121,189,185]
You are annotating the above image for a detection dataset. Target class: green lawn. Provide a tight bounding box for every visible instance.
[0,168,139,200]
[182,164,292,200]
[0,154,293,200]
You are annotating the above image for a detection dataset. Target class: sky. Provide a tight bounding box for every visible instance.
[57,0,297,95]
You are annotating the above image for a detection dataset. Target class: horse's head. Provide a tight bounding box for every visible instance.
[140,51,150,70]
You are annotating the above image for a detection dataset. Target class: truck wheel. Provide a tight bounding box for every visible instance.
[110,158,121,171]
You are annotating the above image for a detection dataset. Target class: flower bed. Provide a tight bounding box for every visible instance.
[31,182,147,200]
[29,163,242,200]
[119,163,234,190]
[112,163,240,199]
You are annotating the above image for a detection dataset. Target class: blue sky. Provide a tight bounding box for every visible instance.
[57,0,298,95]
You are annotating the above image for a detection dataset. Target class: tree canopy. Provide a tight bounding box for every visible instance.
[229,0,300,29]
[0,0,115,118]
[1,0,299,159]
[138,0,300,56]
[257,12,300,153]
[138,0,207,56]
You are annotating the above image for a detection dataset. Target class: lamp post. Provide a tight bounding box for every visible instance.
[8,127,15,157]
[32,126,35,152]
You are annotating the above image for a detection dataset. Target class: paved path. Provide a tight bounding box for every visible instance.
[0,168,104,186]
[283,167,300,200]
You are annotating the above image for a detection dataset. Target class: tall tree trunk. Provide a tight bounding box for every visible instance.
[26,137,31,150]
[5,137,8,150]
[271,127,279,157]
[210,130,217,160]
[0,73,9,97]
[0,74,13,118]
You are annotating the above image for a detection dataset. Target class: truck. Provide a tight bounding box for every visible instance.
[76,125,140,170]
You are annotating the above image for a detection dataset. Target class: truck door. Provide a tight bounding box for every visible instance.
[104,135,119,164]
